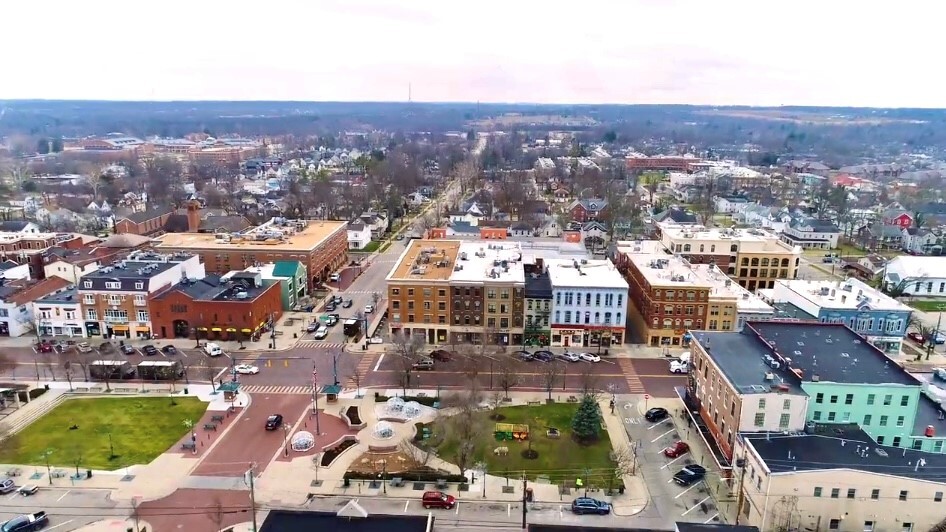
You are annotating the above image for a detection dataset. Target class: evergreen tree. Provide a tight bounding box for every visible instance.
[571,395,602,443]
[36,138,50,154]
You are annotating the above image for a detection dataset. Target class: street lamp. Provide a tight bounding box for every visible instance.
[283,424,291,457]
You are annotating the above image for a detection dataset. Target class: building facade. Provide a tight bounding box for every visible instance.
[547,258,627,348]
[523,260,552,347]
[155,218,348,289]
[34,287,84,337]
[884,256,946,297]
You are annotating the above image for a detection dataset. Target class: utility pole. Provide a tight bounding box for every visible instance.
[734,452,748,526]
[521,474,528,529]
[246,464,259,532]
[312,367,321,435]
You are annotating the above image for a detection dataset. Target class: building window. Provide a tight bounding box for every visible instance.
[136,310,149,322]
[83,295,95,305]
[135,281,144,290]
[813,411,821,421]
[830,488,839,499]
[847,488,856,499]
[935,492,943,502]
[867,394,875,405]
[816,393,824,403]
[778,413,790,428]
[753,413,764,427]
[877,436,885,444]
[893,436,901,447]
[901,395,910,407]
[392,301,400,310]
[827,412,836,421]
[758,398,766,409]
[813,487,822,497]
[828,520,840,530]
[438,289,446,297]
[407,314,415,323]
[86,309,97,320]
[845,394,853,405]
[407,289,414,296]
[863,414,872,426]
[883,394,892,406]
[83,281,92,288]
[564,311,571,324]
[897,416,905,427]
[871,489,880,500]
[879,415,888,426]
[899,490,908,501]
[783,399,790,410]
[829,395,838,404]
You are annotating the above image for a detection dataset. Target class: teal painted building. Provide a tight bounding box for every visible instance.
[239,261,307,310]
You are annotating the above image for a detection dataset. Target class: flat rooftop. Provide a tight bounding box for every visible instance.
[748,321,916,386]
[743,427,946,482]
[691,330,805,395]
[615,239,670,256]
[83,260,178,279]
[546,258,628,289]
[690,263,773,313]
[451,242,524,284]
[155,218,346,252]
[35,287,79,305]
[387,239,461,282]
[774,278,911,311]
[660,225,798,252]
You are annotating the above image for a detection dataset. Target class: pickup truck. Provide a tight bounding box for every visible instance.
[1,511,49,531]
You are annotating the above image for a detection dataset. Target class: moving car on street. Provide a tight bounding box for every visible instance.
[342,299,353,308]
[234,364,259,375]
[364,304,375,314]
[265,414,283,430]
[570,497,611,515]
[314,326,329,340]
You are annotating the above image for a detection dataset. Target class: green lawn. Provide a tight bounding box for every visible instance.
[435,403,614,484]
[907,300,946,312]
[361,241,381,253]
[0,397,208,470]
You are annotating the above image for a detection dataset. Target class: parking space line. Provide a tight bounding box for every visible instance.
[6,492,17,500]
[647,422,664,431]
[507,503,511,517]
[682,495,711,515]
[57,490,70,501]
[651,428,674,443]
[45,520,75,531]
[455,501,460,514]
[661,455,686,469]
[404,501,409,513]
[674,482,702,499]
[704,512,719,523]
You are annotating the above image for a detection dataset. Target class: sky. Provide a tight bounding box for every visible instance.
[1,0,939,107]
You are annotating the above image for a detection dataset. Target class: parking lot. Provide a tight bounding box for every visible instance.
[0,485,121,530]
[619,398,727,525]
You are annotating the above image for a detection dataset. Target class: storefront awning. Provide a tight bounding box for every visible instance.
[211,327,223,332]
[226,327,237,332]
[135,326,150,332]
[112,325,129,331]
[197,327,208,331]
[241,328,252,333]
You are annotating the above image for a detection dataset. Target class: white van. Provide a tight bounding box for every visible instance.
[329,273,341,282]
[203,342,224,357]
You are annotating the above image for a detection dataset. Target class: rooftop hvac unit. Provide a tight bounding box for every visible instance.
[236,292,249,300]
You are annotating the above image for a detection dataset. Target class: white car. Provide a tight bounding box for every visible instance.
[670,360,690,374]
[314,327,329,340]
[364,305,374,314]
[559,352,580,363]
[234,364,260,375]
[368,335,384,344]
[76,342,92,353]
[578,352,601,363]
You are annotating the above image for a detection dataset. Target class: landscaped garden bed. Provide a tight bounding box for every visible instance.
[321,438,358,467]
[0,396,207,470]
[342,405,365,428]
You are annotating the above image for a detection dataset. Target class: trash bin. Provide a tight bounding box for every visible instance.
[343,478,350,487]
[525,488,533,502]
[44,384,50,391]
[86,470,92,479]
[618,485,625,495]
[184,388,189,395]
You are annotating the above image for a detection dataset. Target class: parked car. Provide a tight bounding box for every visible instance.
[143,345,158,356]
[559,352,580,363]
[16,485,38,496]
[76,342,92,353]
[570,496,611,515]
[332,295,343,305]
[368,335,384,344]
[934,368,946,381]
[673,464,707,486]
[0,511,48,532]
[578,352,600,363]
[202,343,223,357]
[533,350,554,362]
[234,364,260,375]
[395,234,405,241]
[669,360,689,374]
[429,350,452,362]
[663,441,690,458]
[265,414,283,430]
[325,303,336,312]
[342,299,353,308]
[36,342,53,354]
[421,491,456,509]
[936,332,946,345]
[306,322,320,332]
[120,344,137,355]
[364,304,375,314]
[412,359,434,371]
[908,332,926,344]
[0,479,15,494]
[314,327,329,340]
[329,273,341,282]
[161,345,178,355]
[514,350,533,361]
[644,407,669,422]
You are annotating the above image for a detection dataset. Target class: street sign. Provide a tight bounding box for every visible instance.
[644,394,650,399]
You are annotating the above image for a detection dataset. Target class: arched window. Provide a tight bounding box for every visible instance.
[683,244,691,252]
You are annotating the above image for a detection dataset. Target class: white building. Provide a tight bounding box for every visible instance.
[546,258,628,348]
[714,196,752,214]
[0,260,31,281]
[884,256,946,297]
[0,277,72,338]
[347,222,372,250]
[780,216,841,250]
[34,287,85,338]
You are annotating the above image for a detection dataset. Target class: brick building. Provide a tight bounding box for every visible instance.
[625,155,700,172]
[0,231,85,280]
[155,218,348,290]
[149,271,282,341]
[114,207,175,237]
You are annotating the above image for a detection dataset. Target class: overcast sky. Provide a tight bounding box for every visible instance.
[1,0,938,107]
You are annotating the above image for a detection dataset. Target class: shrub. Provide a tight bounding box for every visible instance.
[345,406,362,426]
[344,469,467,483]
[321,439,357,467]
[375,394,438,407]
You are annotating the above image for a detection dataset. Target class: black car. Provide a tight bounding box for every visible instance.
[161,345,178,355]
[673,464,707,486]
[120,344,136,355]
[265,414,283,430]
[570,497,611,515]
[143,345,158,356]
[533,350,554,362]
[342,299,353,308]
[644,407,669,422]
[429,350,452,362]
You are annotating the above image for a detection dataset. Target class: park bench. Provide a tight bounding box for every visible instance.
[527,400,542,406]
[50,470,67,478]
[181,442,197,451]
[210,415,225,423]
[203,423,218,431]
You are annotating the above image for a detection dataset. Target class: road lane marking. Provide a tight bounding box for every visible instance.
[45,520,75,531]
[507,503,511,517]
[674,482,702,499]
[57,490,71,501]
[661,454,686,469]
[651,428,674,443]
[683,495,711,515]
[404,501,410,512]
[455,501,460,514]
[704,512,719,523]
[374,354,385,372]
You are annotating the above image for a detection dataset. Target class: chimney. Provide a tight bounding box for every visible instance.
[186,200,201,232]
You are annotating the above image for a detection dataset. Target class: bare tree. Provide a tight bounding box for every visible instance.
[193,357,221,392]
[390,330,424,395]
[0,352,18,381]
[641,171,662,205]
[605,445,637,494]
[348,368,363,398]
[578,367,602,399]
[439,389,486,478]
[541,363,562,401]
[487,392,505,421]
[495,359,519,399]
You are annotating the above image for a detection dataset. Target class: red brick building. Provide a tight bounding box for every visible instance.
[115,207,175,237]
[567,199,608,223]
[625,155,699,172]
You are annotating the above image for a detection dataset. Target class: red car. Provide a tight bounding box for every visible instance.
[663,441,690,458]
[36,342,53,353]
[908,332,925,344]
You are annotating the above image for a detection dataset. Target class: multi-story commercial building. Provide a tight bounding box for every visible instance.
[155,218,347,290]
[0,231,85,280]
[657,224,801,291]
[452,242,524,345]
[148,271,283,341]
[688,322,946,469]
[78,250,205,339]
[239,261,308,310]
[616,240,772,347]
[625,154,700,172]
[524,259,552,347]
[546,258,628,348]
[0,277,72,337]
[34,286,85,338]
[761,278,913,353]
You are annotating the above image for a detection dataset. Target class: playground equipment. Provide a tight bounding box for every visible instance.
[494,423,530,441]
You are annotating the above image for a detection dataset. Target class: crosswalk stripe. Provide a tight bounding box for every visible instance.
[618,359,647,393]
[241,384,358,395]
[295,342,346,350]
[355,354,378,375]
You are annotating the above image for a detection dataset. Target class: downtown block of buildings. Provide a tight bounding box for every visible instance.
[0,217,348,342]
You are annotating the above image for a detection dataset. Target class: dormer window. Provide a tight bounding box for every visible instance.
[83,281,92,288]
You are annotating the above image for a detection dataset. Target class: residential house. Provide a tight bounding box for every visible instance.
[671,185,702,203]
[842,254,888,281]
[881,209,913,229]
[652,207,698,227]
[0,260,31,281]
[902,227,943,255]
[568,198,608,223]
[714,195,751,214]
[0,277,72,337]
[779,216,840,250]
[509,222,533,237]
[858,223,904,250]
[552,186,571,203]
[405,192,428,207]
[33,287,84,338]
[357,212,388,237]
[884,256,946,297]
[0,221,41,234]
[347,222,372,250]
[580,221,607,245]
[781,160,830,175]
